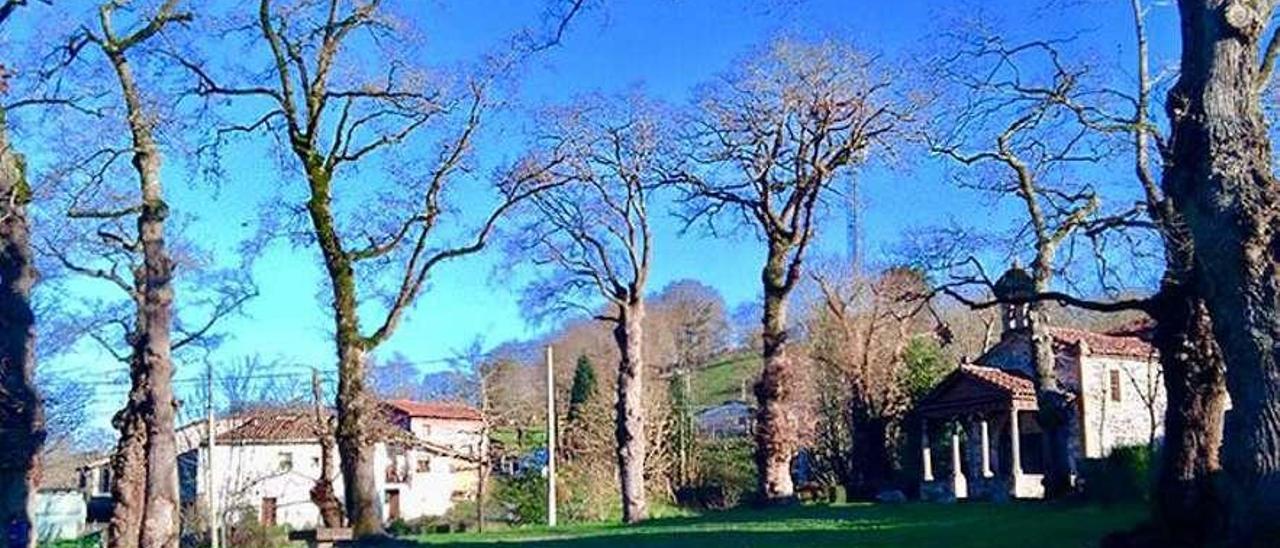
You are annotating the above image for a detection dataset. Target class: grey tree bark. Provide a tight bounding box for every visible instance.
[0,6,46,546]
[613,301,648,523]
[1026,284,1075,498]
[0,107,42,548]
[82,3,190,545]
[1165,0,1280,542]
[755,248,798,501]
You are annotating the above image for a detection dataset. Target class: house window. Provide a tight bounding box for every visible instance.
[1109,370,1122,402]
[416,459,431,473]
[99,468,112,495]
[278,452,294,472]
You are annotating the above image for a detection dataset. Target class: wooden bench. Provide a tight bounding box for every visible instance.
[288,527,354,548]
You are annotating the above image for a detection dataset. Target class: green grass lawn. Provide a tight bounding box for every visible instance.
[404,502,1144,547]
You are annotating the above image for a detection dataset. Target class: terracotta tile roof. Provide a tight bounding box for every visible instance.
[915,365,1039,417]
[1050,326,1155,359]
[383,400,482,421]
[218,407,416,445]
[219,408,330,443]
[961,365,1037,399]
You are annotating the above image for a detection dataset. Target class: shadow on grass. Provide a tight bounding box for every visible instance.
[376,501,1142,548]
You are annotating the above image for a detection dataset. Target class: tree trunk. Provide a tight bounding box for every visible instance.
[108,393,146,548]
[0,108,42,548]
[137,194,177,548]
[1150,275,1227,546]
[106,48,179,548]
[1026,303,1074,498]
[305,169,382,537]
[310,371,344,528]
[334,322,380,536]
[755,250,797,502]
[1166,1,1280,542]
[848,415,890,500]
[613,301,648,524]
[309,437,344,528]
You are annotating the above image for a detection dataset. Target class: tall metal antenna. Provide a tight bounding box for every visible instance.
[846,174,864,276]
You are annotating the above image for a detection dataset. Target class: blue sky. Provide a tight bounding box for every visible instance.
[4,0,1183,421]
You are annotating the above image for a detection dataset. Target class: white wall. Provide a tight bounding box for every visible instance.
[1079,355,1166,458]
[207,441,330,528]
[34,491,86,542]
[408,418,484,456]
[200,441,476,529]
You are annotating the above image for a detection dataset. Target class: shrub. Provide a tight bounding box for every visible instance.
[560,460,621,522]
[493,471,548,525]
[678,438,756,509]
[1079,444,1154,503]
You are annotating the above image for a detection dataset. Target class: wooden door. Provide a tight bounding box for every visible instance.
[261,497,277,526]
[385,489,401,521]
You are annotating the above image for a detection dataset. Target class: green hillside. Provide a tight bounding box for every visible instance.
[688,352,762,409]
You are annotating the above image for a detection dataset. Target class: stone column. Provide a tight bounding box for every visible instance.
[1008,407,1018,476]
[951,428,967,498]
[980,418,993,478]
[921,419,933,482]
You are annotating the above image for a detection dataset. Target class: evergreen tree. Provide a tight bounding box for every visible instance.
[568,354,597,421]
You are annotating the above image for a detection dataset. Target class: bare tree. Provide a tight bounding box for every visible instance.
[182,0,586,535]
[678,39,906,502]
[1161,0,1280,542]
[367,353,423,401]
[1088,3,1232,542]
[510,97,664,523]
[649,279,727,488]
[0,5,43,546]
[37,3,198,546]
[446,340,505,533]
[927,32,1112,497]
[23,3,254,546]
[807,266,934,499]
[216,356,306,412]
[651,279,729,372]
[912,6,1231,539]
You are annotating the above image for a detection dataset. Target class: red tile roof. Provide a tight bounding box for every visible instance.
[383,400,482,421]
[961,365,1037,399]
[914,365,1039,417]
[219,407,415,445]
[219,408,332,443]
[1050,326,1155,359]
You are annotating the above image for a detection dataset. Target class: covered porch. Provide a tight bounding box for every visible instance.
[914,365,1045,501]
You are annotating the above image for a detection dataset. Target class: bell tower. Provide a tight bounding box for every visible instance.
[993,262,1035,334]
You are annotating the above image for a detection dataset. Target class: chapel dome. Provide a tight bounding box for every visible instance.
[993,262,1035,302]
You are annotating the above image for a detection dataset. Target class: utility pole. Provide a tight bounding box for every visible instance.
[545,345,557,528]
[206,360,220,548]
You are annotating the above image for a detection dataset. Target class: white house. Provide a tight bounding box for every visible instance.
[82,400,485,531]
[381,399,487,457]
[695,400,753,438]
[914,265,1166,501]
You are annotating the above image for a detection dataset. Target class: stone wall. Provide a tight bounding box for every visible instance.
[1078,355,1165,457]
